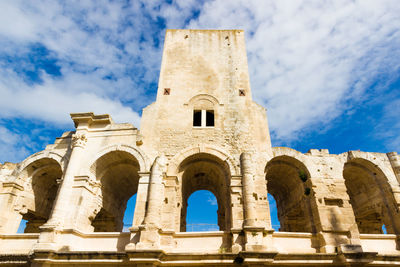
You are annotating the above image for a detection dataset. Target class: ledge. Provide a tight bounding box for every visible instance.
[0,233,39,239]
[272,231,314,238]
[173,231,225,237]
[360,233,397,239]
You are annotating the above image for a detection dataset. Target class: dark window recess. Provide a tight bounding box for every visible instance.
[164,88,170,95]
[193,110,202,126]
[239,89,246,96]
[206,110,214,127]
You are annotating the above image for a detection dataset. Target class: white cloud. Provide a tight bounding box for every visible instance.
[207,196,218,206]
[0,0,399,157]
[375,98,400,152]
[0,68,141,127]
[0,126,30,163]
[0,0,165,129]
[188,0,400,142]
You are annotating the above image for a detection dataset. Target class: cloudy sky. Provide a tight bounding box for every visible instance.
[1,0,399,164]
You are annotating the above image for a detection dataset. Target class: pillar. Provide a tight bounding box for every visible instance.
[241,152,256,227]
[240,152,266,252]
[34,132,87,250]
[132,172,151,227]
[127,155,166,251]
[0,182,24,233]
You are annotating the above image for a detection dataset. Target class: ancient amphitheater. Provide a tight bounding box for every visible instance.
[1,30,400,266]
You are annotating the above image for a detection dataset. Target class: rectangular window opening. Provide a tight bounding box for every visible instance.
[193,110,202,127]
[206,110,214,127]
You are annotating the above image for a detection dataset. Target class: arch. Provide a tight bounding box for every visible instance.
[186,94,222,107]
[167,144,239,177]
[343,157,400,235]
[265,155,316,233]
[271,147,307,164]
[89,149,141,232]
[345,151,399,184]
[88,144,150,174]
[177,152,232,232]
[15,151,64,178]
[15,157,62,233]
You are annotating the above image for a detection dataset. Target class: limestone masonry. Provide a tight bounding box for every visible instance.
[1,29,400,266]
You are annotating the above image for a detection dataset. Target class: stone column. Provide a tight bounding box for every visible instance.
[0,182,24,233]
[132,172,151,227]
[143,155,166,227]
[129,155,166,251]
[241,152,256,227]
[35,132,87,249]
[386,152,400,249]
[240,152,267,252]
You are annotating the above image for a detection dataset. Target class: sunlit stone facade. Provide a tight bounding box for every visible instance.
[1,29,400,266]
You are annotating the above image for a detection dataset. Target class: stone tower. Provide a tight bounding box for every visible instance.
[140,29,273,236]
[1,29,400,266]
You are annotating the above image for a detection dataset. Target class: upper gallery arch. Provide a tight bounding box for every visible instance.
[88,144,150,176]
[167,144,239,177]
[14,151,65,181]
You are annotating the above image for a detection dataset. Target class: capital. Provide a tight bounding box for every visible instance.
[72,133,87,148]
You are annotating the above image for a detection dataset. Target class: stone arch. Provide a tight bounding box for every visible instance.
[89,148,142,232]
[343,157,400,235]
[167,144,239,177]
[88,144,150,174]
[15,151,64,178]
[14,157,62,233]
[271,147,307,164]
[176,151,232,232]
[186,94,222,107]
[265,155,317,233]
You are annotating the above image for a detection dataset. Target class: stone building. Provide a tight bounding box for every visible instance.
[1,29,400,266]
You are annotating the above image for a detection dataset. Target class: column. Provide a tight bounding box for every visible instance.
[0,182,24,233]
[35,132,87,248]
[129,155,166,250]
[240,152,266,252]
[143,155,166,227]
[241,152,257,227]
[132,172,151,227]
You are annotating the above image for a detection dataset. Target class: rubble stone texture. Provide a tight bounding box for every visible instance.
[0,29,400,266]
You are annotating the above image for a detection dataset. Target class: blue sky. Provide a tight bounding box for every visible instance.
[1,0,399,232]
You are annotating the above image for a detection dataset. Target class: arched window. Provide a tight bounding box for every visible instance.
[187,94,219,128]
[266,156,315,233]
[16,158,62,233]
[90,151,140,232]
[344,159,399,234]
[179,153,231,232]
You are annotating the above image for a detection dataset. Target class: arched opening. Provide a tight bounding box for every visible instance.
[186,190,219,232]
[179,153,231,232]
[17,158,62,233]
[343,159,399,234]
[90,151,140,232]
[265,156,314,233]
